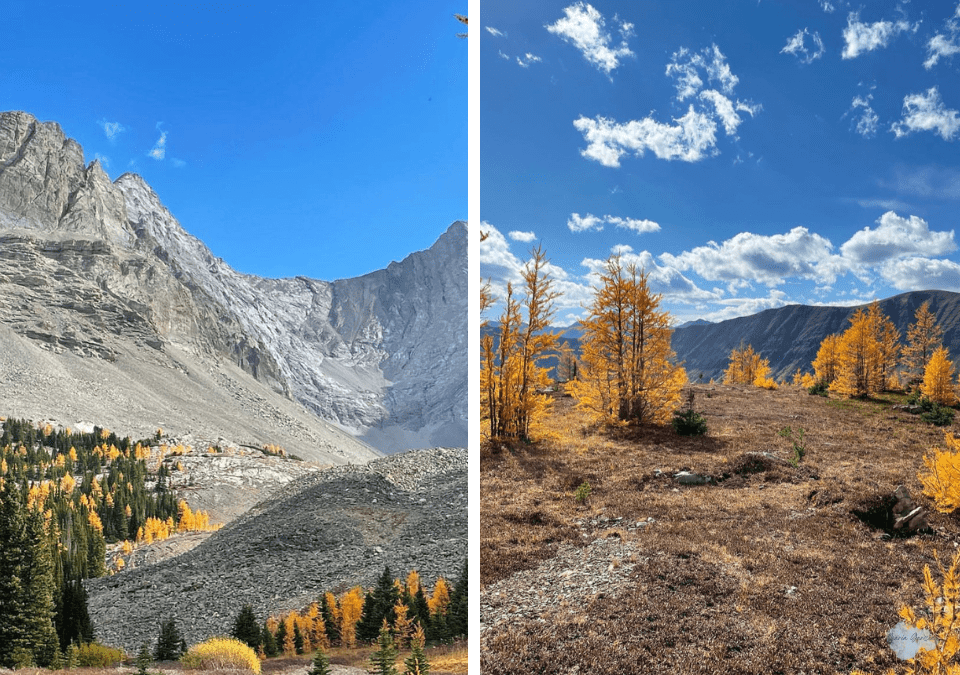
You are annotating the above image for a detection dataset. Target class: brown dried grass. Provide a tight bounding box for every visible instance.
[481,383,958,674]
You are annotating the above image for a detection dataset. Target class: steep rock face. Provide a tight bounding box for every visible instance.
[0,111,466,452]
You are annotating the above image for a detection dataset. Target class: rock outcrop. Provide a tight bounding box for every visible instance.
[0,111,466,453]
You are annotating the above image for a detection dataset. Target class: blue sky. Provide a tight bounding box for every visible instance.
[480,0,960,326]
[1,1,466,280]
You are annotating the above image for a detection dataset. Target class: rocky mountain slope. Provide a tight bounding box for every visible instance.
[0,111,465,454]
[86,446,467,653]
[670,290,960,381]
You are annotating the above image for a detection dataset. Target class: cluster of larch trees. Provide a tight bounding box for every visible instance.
[807,300,948,400]
[481,245,687,440]
[244,564,466,658]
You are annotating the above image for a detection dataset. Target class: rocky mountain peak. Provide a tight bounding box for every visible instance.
[0,110,465,454]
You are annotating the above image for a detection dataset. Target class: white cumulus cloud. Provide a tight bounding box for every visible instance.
[660,227,840,286]
[924,4,960,69]
[840,211,956,264]
[567,213,605,232]
[842,12,916,59]
[545,2,634,76]
[781,28,825,63]
[879,257,960,291]
[508,230,537,242]
[891,87,960,141]
[574,44,758,166]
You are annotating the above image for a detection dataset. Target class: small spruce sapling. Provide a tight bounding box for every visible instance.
[308,648,331,675]
[574,482,591,504]
[778,426,806,467]
[369,622,399,675]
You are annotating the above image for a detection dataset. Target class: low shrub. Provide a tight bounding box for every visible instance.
[181,637,261,674]
[671,408,708,436]
[574,482,591,504]
[76,642,126,667]
[807,381,829,397]
[922,403,955,427]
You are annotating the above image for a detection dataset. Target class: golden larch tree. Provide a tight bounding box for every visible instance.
[904,300,945,383]
[830,308,884,398]
[920,432,960,514]
[569,256,686,425]
[481,245,559,440]
[723,343,771,386]
[868,300,901,389]
[428,576,451,616]
[339,586,364,649]
[811,333,842,386]
[921,346,957,406]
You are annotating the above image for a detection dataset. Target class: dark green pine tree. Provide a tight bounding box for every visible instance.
[154,618,185,661]
[261,622,279,658]
[411,587,431,641]
[320,594,340,646]
[274,617,288,653]
[0,481,28,668]
[368,623,399,675]
[18,507,62,667]
[136,643,153,675]
[293,623,304,654]
[231,604,261,651]
[447,561,467,640]
[56,579,94,650]
[308,647,331,675]
[358,566,401,642]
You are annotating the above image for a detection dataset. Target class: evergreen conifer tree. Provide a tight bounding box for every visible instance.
[368,623,399,675]
[0,482,28,667]
[320,594,340,646]
[261,621,279,658]
[154,618,185,661]
[308,647,331,675]
[136,643,153,675]
[274,617,288,653]
[231,604,261,651]
[403,625,430,675]
[447,561,467,640]
[411,587,430,637]
[18,507,60,666]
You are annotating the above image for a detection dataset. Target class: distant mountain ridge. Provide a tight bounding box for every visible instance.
[0,110,465,455]
[672,290,960,382]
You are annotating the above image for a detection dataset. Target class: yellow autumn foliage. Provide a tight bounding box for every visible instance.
[852,549,960,675]
[182,637,260,674]
[569,255,685,426]
[921,346,957,406]
[428,576,451,616]
[920,433,960,514]
[724,344,770,386]
[339,586,364,648]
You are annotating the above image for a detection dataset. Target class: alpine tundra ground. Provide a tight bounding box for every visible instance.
[481,383,960,675]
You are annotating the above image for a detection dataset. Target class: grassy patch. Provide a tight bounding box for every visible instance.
[481,383,957,674]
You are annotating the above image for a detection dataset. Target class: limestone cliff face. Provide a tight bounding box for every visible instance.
[0,111,466,453]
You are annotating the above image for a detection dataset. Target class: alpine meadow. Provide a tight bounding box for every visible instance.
[480,1,960,673]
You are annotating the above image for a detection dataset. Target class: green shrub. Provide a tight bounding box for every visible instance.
[922,403,955,427]
[76,642,125,667]
[182,637,260,674]
[807,381,829,397]
[574,482,591,504]
[671,409,708,436]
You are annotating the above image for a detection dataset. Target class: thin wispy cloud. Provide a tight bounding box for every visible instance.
[98,119,126,142]
[94,153,110,168]
[842,12,917,59]
[574,44,759,166]
[567,213,660,234]
[924,4,960,69]
[485,26,506,37]
[509,230,537,242]
[820,1,835,13]
[148,123,168,160]
[517,53,543,68]
[848,93,879,138]
[171,158,186,168]
[891,87,960,141]
[545,2,634,76]
[781,28,825,63]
